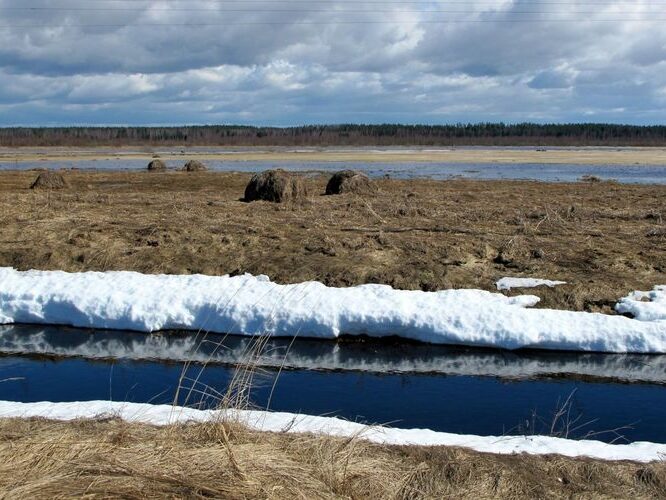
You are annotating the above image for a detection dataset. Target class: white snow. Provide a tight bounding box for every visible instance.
[616,286,666,322]
[496,277,567,291]
[1,267,666,353]
[0,400,663,463]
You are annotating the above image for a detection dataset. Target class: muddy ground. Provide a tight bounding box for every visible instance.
[0,170,664,312]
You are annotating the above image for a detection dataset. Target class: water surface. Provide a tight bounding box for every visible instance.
[2,325,666,384]
[3,158,665,184]
[2,355,665,444]
[2,325,666,444]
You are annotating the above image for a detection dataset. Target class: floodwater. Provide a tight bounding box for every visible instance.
[2,325,666,444]
[2,158,666,184]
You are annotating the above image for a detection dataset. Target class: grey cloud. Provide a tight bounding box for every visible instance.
[528,70,573,89]
[0,0,664,125]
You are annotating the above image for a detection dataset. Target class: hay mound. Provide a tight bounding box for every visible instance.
[325,170,376,195]
[30,171,68,190]
[244,169,308,203]
[147,159,167,171]
[182,160,207,172]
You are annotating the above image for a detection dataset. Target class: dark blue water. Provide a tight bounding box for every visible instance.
[2,354,666,444]
[3,159,666,184]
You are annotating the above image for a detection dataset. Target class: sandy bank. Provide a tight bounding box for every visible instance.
[2,146,666,165]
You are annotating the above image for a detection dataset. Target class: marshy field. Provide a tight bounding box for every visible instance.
[1,148,666,498]
[1,168,664,312]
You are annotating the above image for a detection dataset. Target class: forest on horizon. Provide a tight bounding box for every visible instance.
[1,123,665,147]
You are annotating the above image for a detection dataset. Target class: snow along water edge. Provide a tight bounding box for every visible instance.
[1,267,666,353]
[0,400,664,463]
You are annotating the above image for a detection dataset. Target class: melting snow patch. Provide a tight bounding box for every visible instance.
[616,286,666,322]
[496,277,567,291]
[1,268,665,353]
[0,400,664,463]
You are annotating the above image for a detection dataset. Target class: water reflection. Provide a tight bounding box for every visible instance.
[2,324,665,384]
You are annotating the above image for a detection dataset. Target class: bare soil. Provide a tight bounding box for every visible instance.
[0,417,664,499]
[0,170,665,312]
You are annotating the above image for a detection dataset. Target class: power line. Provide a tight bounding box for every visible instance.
[2,6,664,13]
[20,0,666,4]
[0,19,662,29]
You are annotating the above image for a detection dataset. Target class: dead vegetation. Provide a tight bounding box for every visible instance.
[147,159,167,171]
[29,171,68,190]
[325,169,377,195]
[183,160,208,172]
[244,169,308,203]
[0,417,663,499]
[1,170,665,312]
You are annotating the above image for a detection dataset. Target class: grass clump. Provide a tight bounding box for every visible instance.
[325,170,377,196]
[244,169,308,203]
[30,171,68,190]
[147,159,167,171]
[183,160,208,172]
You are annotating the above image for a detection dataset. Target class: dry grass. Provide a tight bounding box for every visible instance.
[147,159,167,171]
[325,170,376,195]
[0,170,665,311]
[0,417,664,499]
[3,146,666,164]
[183,160,208,172]
[29,171,68,190]
[244,169,308,203]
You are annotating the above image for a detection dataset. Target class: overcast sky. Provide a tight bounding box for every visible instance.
[0,0,664,126]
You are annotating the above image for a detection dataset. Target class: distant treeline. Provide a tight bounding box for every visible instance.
[1,123,666,146]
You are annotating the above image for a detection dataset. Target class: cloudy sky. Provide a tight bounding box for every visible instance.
[0,0,664,126]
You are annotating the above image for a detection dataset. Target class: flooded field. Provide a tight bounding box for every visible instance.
[2,158,666,184]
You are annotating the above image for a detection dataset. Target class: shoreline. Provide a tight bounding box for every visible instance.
[2,409,664,498]
[1,146,666,165]
[2,400,666,462]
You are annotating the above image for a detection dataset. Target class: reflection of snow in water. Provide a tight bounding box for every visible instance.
[2,325,666,384]
[2,159,666,184]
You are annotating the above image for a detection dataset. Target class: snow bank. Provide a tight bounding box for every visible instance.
[0,400,664,463]
[616,286,666,322]
[496,277,567,291]
[1,267,666,353]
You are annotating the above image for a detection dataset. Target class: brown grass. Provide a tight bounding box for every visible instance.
[29,171,68,190]
[244,169,308,203]
[183,160,208,172]
[3,146,666,164]
[325,170,377,195]
[0,417,664,499]
[0,170,665,312]
[147,159,167,171]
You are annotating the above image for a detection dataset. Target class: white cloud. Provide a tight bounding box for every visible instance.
[0,0,663,124]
